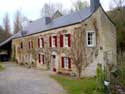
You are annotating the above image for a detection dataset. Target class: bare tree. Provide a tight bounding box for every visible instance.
[44,48,51,70]
[40,3,64,17]
[70,0,89,12]
[0,26,6,43]
[71,27,87,78]
[13,10,23,34]
[3,13,11,38]
[112,0,125,9]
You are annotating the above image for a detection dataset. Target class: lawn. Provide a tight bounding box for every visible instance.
[50,75,104,94]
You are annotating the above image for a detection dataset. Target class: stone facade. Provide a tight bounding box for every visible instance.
[11,7,116,77]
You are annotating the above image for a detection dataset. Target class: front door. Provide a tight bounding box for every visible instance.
[52,55,56,72]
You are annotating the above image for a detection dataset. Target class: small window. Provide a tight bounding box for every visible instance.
[64,34,71,47]
[52,36,57,47]
[38,37,44,48]
[64,57,69,69]
[64,35,68,47]
[86,31,96,47]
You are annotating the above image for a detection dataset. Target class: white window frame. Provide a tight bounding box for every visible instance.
[52,35,56,48]
[64,34,69,47]
[86,31,96,47]
[39,37,44,48]
[64,57,69,69]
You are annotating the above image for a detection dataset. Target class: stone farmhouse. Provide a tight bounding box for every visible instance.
[0,0,116,77]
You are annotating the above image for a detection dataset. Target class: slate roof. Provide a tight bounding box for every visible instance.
[0,7,93,47]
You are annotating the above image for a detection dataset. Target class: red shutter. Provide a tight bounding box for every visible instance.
[55,36,57,47]
[68,34,71,47]
[42,38,44,48]
[60,34,63,47]
[29,41,30,49]
[42,55,44,64]
[31,41,33,48]
[38,54,41,63]
[61,57,64,68]
[49,36,52,47]
[68,57,71,69]
[38,38,40,48]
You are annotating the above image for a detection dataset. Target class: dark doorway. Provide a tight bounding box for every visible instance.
[0,40,12,62]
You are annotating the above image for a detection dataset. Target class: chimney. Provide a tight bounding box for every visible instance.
[90,0,100,12]
[45,17,52,24]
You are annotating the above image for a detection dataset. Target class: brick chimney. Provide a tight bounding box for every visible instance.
[90,0,100,12]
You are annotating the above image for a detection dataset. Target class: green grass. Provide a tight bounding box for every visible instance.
[0,63,5,71]
[119,65,125,86]
[51,75,104,94]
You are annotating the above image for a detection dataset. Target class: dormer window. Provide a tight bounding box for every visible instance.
[86,31,96,47]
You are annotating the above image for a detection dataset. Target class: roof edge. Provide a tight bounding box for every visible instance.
[99,4,116,26]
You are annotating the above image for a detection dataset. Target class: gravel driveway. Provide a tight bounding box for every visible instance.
[0,62,65,94]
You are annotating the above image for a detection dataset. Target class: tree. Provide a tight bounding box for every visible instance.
[40,3,64,17]
[71,27,87,78]
[3,13,11,39]
[70,0,89,12]
[0,26,5,43]
[108,0,125,53]
[13,10,23,34]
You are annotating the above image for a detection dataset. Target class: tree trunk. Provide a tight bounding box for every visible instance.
[78,69,81,78]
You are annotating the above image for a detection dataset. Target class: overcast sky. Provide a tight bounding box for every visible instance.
[0,0,114,29]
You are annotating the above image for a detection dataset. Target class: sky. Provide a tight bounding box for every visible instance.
[0,0,114,31]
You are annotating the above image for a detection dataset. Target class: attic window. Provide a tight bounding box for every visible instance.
[86,31,96,47]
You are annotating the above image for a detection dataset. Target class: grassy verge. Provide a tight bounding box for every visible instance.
[0,63,5,71]
[119,65,125,87]
[50,75,104,94]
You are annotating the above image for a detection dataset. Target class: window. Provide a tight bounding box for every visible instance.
[86,31,96,47]
[64,57,69,69]
[38,37,44,48]
[64,35,68,47]
[38,54,44,64]
[52,36,57,47]
[63,34,71,47]
[29,40,33,49]
[61,57,71,69]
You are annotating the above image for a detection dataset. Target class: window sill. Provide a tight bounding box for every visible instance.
[87,45,96,48]
[62,68,72,71]
[62,46,70,48]
[51,46,57,48]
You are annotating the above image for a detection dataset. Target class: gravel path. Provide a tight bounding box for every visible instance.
[0,62,65,94]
